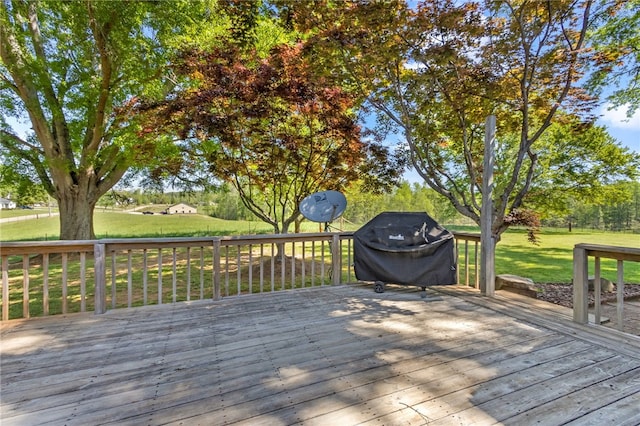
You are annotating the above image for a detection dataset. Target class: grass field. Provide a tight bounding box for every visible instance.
[0,209,40,219]
[492,228,640,283]
[1,211,638,284]
[0,210,356,240]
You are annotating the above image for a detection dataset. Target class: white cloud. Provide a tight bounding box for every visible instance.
[599,104,640,130]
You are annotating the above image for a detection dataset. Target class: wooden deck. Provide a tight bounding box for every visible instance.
[2,284,640,426]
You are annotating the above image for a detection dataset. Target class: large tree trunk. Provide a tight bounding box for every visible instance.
[56,186,99,240]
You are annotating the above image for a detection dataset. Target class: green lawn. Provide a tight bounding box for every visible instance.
[0,207,54,219]
[0,211,277,240]
[0,210,357,240]
[495,228,640,283]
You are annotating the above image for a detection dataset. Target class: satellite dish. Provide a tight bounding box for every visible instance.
[299,190,347,225]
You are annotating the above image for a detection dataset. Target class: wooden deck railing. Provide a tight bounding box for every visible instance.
[1,231,481,321]
[573,243,640,332]
[452,231,481,288]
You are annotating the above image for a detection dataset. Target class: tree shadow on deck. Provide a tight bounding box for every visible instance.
[2,284,626,425]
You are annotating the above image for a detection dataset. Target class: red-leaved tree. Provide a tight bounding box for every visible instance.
[140,43,403,233]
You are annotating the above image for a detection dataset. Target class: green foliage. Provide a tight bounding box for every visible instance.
[0,163,48,205]
[556,181,640,232]
[528,119,640,217]
[3,0,636,244]
[587,0,640,115]
[342,180,465,225]
[0,0,228,239]
[206,185,254,221]
[287,0,625,243]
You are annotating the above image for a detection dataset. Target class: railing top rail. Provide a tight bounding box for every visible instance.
[0,240,96,255]
[1,230,478,256]
[0,232,357,256]
[216,232,342,245]
[0,239,96,247]
[574,243,640,262]
[452,231,482,242]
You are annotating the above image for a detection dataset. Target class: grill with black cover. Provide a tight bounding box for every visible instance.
[353,212,456,292]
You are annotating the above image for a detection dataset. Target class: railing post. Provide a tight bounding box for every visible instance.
[2,256,9,321]
[213,238,221,300]
[616,260,624,331]
[331,234,341,285]
[94,243,107,315]
[480,115,496,297]
[572,245,588,324]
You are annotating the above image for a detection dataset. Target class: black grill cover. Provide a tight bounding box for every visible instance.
[353,212,456,286]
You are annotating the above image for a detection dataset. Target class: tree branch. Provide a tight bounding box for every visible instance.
[26,1,71,166]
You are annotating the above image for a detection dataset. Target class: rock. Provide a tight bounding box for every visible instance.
[587,276,615,292]
[571,276,615,292]
[495,274,534,290]
[495,274,538,298]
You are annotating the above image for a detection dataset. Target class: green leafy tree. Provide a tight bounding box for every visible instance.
[0,0,224,239]
[342,181,386,225]
[564,181,640,231]
[286,0,633,243]
[528,119,639,219]
[209,185,253,222]
[587,0,640,115]
[0,162,47,205]
[388,182,415,212]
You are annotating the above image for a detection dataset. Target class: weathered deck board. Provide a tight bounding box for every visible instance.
[2,284,640,426]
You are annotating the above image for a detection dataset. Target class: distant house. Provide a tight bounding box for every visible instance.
[0,197,16,210]
[166,203,197,215]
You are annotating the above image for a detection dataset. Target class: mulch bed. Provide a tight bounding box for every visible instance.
[535,283,640,308]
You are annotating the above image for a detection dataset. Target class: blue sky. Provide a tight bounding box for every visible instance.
[597,103,640,154]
